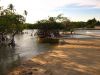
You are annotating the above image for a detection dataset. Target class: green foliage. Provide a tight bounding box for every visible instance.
[0,4,26,33]
[96,21,100,26]
[86,18,97,28]
[33,22,64,30]
[32,14,70,30]
[25,23,34,29]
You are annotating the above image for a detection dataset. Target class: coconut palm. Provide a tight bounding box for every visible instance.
[8,4,15,13]
[24,10,28,16]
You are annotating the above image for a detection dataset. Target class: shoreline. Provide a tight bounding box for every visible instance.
[9,38,100,75]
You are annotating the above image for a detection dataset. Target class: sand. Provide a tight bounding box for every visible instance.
[9,38,100,75]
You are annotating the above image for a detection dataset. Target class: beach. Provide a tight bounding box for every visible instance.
[9,38,100,75]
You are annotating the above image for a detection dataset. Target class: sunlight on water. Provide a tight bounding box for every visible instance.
[86,31,91,34]
[0,29,100,75]
[0,29,57,75]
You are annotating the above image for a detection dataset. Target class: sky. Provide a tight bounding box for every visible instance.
[0,0,100,23]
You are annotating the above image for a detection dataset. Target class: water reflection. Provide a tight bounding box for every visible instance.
[75,30,100,35]
[67,30,100,38]
[86,31,91,34]
[0,30,57,75]
[0,45,20,75]
[14,30,57,60]
[0,29,99,74]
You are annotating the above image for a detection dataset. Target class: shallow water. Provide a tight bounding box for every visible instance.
[14,30,56,60]
[0,29,100,75]
[63,30,100,39]
[0,30,56,75]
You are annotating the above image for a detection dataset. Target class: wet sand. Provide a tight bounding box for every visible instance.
[9,38,100,75]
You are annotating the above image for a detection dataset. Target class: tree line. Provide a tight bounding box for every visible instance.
[0,4,100,45]
[27,15,100,31]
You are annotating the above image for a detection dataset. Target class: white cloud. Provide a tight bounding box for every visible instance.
[0,0,100,23]
[74,0,100,8]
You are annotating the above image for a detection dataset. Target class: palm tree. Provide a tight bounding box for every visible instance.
[8,4,15,13]
[24,10,28,22]
[24,10,28,16]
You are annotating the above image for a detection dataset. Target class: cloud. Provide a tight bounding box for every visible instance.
[73,0,100,8]
[0,0,100,23]
[2,0,100,11]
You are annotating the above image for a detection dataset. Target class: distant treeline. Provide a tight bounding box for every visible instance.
[0,3,100,34]
[0,4,100,44]
[26,17,100,31]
